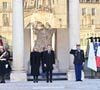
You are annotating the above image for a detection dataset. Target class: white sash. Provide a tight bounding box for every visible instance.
[0,51,7,61]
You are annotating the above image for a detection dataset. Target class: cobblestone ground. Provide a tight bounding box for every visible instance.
[0,79,100,90]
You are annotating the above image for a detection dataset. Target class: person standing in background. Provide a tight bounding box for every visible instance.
[0,46,10,83]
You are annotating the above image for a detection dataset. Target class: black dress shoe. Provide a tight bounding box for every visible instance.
[76,80,82,81]
[36,80,38,83]
[0,81,5,83]
[46,81,49,83]
[50,81,52,83]
[33,80,36,83]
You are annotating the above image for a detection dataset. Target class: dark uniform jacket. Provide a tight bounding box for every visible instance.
[70,49,85,64]
[0,51,11,75]
[43,50,55,71]
[30,51,41,76]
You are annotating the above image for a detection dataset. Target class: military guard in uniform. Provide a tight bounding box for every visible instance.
[0,46,11,83]
[70,44,85,81]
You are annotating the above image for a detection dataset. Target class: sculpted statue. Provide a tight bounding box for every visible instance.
[32,22,55,52]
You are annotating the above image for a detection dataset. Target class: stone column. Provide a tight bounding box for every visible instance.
[10,0,27,81]
[68,0,82,80]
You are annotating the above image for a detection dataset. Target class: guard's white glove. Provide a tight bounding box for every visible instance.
[5,64,8,68]
[44,64,46,67]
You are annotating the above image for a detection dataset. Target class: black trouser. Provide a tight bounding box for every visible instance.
[33,75,38,83]
[0,75,5,83]
[46,70,53,83]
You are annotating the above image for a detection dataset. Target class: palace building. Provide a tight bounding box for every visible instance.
[0,0,100,81]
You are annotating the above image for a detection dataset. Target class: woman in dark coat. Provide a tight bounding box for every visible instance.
[30,48,41,83]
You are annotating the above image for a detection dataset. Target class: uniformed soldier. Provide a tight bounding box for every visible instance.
[70,44,85,81]
[0,46,10,83]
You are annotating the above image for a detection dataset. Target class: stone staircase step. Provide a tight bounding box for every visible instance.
[27,73,67,81]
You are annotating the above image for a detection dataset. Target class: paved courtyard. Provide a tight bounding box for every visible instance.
[0,79,100,90]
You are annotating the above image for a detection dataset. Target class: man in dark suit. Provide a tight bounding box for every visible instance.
[44,45,55,83]
[30,48,41,83]
[70,44,85,81]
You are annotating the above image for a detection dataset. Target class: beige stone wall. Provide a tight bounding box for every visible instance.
[0,0,68,46]
[54,0,67,28]
[3,0,100,73]
[0,0,12,46]
[80,3,100,51]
